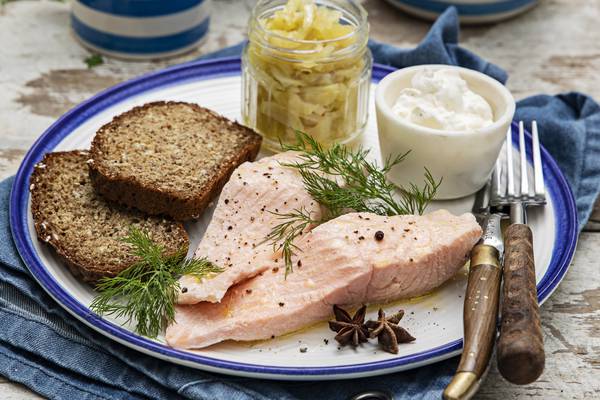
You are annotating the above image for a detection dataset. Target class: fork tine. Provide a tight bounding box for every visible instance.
[519,121,529,198]
[491,156,502,204]
[531,121,545,201]
[506,126,515,199]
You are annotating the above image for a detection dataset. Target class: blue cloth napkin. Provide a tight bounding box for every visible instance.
[2,6,600,400]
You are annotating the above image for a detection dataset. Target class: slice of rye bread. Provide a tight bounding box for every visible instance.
[88,101,262,220]
[30,150,189,284]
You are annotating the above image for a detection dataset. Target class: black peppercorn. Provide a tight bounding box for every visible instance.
[374,231,384,241]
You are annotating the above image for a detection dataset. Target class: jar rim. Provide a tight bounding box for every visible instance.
[250,0,369,52]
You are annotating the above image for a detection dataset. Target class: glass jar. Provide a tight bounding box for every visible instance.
[242,0,372,151]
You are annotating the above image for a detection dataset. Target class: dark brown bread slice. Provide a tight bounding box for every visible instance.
[88,101,262,220]
[30,150,189,284]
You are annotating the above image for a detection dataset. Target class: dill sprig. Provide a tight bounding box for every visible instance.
[262,207,320,276]
[281,132,440,217]
[266,132,441,274]
[90,227,222,338]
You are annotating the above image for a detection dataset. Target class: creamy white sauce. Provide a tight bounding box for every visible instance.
[392,68,494,131]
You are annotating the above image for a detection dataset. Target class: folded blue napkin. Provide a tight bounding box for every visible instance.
[2,6,600,400]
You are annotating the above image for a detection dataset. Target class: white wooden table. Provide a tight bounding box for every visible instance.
[1,0,599,398]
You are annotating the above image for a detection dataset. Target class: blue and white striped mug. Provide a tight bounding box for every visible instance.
[71,0,211,60]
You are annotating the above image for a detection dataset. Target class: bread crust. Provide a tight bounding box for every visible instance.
[88,101,262,221]
[30,150,189,283]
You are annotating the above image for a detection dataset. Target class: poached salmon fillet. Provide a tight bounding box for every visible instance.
[166,210,481,349]
[178,152,322,304]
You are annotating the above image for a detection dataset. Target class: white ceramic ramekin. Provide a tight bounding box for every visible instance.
[375,64,515,199]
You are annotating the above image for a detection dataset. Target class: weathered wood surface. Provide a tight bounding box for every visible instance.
[1,0,599,398]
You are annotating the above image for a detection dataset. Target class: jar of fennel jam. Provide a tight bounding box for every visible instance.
[242,0,372,151]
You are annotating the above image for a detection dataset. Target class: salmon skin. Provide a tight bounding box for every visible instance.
[178,152,322,304]
[167,210,482,349]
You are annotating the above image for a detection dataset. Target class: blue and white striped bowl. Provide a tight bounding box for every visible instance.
[384,0,538,23]
[71,0,211,60]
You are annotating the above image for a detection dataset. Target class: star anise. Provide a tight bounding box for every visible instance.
[328,304,369,347]
[365,308,415,354]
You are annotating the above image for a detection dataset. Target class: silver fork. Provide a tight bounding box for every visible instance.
[491,121,546,210]
[491,121,546,385]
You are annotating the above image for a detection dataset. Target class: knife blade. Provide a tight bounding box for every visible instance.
[443,183,504,400]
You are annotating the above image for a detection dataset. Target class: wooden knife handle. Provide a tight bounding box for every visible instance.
[497,224,545,385]
[458,244,503,376]
[444,244,502,400]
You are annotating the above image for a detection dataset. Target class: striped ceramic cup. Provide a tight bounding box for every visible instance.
[71,0,211,60]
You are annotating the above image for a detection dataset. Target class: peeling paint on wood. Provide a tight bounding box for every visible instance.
[0,149,25,163]
[1,0,599,399]
[16,69,122,118]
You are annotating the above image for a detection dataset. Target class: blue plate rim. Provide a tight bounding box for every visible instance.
[9,57,577,378]
[384,0,538,16]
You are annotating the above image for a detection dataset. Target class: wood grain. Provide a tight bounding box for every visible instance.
[0,377,42,400]
[497,224,545,385]
[0,0,599,399]
[457,245,502,377]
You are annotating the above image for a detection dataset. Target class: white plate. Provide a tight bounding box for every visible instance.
[10,58,577,380]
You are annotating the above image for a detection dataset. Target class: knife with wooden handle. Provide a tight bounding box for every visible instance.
[443,187,504,400]
[496,214,545,384]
